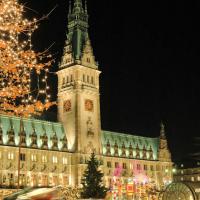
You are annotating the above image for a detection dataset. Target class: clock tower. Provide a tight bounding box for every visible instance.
[57,0,102,159]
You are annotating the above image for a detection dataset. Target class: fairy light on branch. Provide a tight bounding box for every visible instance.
[0,0,55,117]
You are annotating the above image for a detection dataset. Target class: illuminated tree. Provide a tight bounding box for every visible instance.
[0,0,54,117]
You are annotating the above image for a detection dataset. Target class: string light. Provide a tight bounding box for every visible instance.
[0,0,55,117]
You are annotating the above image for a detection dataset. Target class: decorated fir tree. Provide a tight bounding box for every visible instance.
[81,153,107,199]
[0,0,54,117]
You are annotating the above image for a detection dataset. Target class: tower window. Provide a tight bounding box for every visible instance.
[70,75,73,82]
[91,77,94,84]
[87,58,90,63]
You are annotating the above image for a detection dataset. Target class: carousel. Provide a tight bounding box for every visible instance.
[162,182,200,200]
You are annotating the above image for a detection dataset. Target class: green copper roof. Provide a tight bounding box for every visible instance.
[101,130,159,160]
[0,114,67,151]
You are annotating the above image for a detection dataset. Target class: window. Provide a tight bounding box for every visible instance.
[20,153,26,161]
[8,152,14,160]
[129,163,133,170]
[31,154,37,162]
[42,155,47,163]
[107,161,112,168]
[115,162,119,168]
[87,58,90,63]
[53,156,58,163]
[91,77,94,84]
[70,75,73,82]
[144,164,148,170]
[66,76,69,83]
[83,74,85,82]
[63,157,67,165]
[62,77,65,85]
[123,163,127,169]
[137,164,141,171]
[150,165,154,171]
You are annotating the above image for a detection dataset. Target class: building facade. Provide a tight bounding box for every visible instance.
[0,0,173,194]
[174,166,200,182]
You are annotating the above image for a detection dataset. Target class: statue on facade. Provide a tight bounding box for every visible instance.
[114,141,119,156]
[129,143,133,158]
[136,143,140,159]
[7,119,15,145]
[51,132,58,150]
[149,145,154,160]
[121,142,126,157]
[106,140,111,156]
[143,145,147,159]
[86,117,94,137]
[85,141,95,154]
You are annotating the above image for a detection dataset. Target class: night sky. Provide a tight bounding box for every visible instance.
[20,0,200,164]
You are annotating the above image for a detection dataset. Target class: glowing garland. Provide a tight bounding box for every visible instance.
[0,0,55,117]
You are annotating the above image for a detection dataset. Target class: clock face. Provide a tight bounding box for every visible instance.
[85,99,93,111]
[63,100,71,112]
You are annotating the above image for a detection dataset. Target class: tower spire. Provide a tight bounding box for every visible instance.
[69,0,72,14]
[60,0,97,68]
[73,0,84,14]
[160,121,166,139]
[85,0,88,14]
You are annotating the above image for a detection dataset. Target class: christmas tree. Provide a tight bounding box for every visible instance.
[0,0,54,117]
[81,153,108,199]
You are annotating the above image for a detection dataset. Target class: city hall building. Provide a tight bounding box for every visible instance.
[0,0,173,194]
